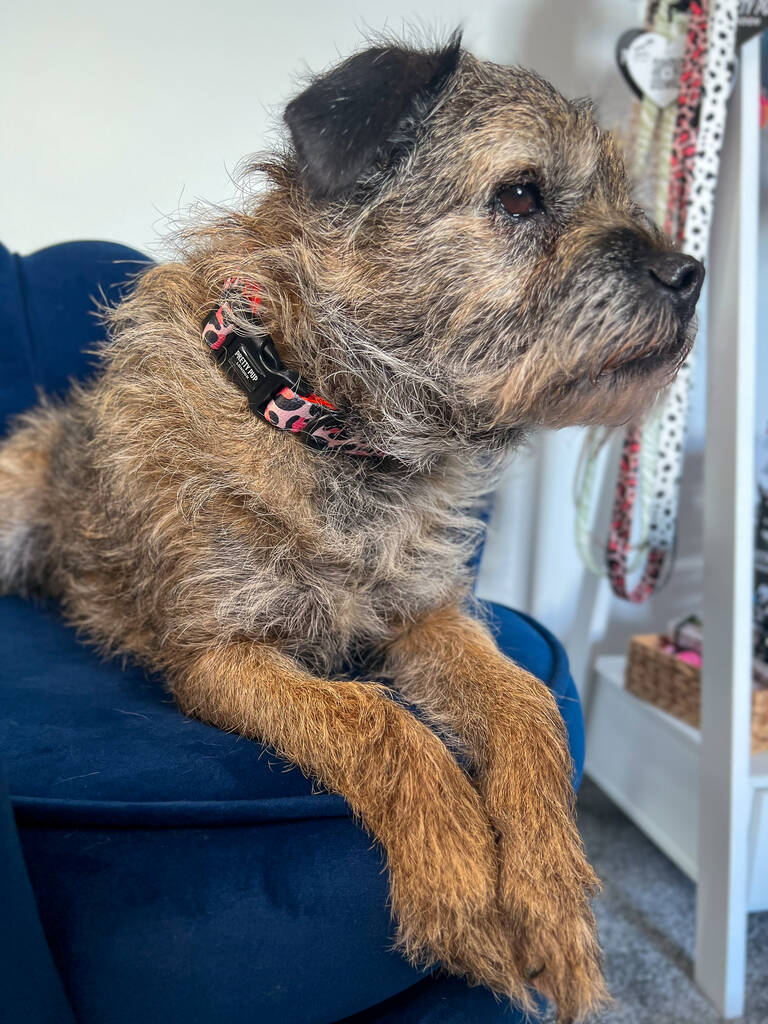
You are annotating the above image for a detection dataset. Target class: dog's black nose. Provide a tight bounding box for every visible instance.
[646,252,704,320]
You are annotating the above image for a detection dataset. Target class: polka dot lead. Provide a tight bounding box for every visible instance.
[600,0,738,601]
[645,0,738,556]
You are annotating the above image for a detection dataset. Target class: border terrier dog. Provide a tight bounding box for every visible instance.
[0,33,702,1023]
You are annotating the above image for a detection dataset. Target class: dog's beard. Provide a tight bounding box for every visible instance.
[590,314,695,384]
[487,291,695,432]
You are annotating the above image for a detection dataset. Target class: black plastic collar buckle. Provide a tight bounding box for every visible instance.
[214,334,301,413]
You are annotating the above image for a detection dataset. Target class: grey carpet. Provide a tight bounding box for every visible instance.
[542,779,766,1023]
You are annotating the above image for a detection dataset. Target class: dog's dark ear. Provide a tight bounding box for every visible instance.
[284,33,462,199]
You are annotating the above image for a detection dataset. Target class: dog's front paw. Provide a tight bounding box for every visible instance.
[499,832,607,1022]
[481,678,609,1020]
[382,736,535,1010]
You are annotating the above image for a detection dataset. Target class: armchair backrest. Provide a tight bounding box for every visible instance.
[0,241,150,432]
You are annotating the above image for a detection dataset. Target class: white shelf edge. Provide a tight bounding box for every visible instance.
[585,759,699,881]
[593,655,768,788]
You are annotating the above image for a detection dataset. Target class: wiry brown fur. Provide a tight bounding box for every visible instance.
[0,37,702,1023]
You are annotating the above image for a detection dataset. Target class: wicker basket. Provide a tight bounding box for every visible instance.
[625,634,768,753]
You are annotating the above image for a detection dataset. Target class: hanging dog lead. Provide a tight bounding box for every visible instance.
[607,0,738,601]
[666,1,709,243]
[607,0,704,600]
[574,0,674,578]
[606,0,694,601]
[577,0,738,601]
[640,0,739,563]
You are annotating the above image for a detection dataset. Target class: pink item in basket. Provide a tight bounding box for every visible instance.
[676,649,702,668]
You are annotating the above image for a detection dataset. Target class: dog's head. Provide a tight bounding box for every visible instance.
[267,34,702,459]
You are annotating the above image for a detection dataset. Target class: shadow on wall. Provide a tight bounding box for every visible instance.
[487,0,634,128]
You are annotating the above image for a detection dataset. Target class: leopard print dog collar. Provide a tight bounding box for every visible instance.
[202,278,379,457]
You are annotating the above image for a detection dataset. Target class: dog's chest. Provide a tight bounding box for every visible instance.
[328,520,450,627]
[227,495,467,667]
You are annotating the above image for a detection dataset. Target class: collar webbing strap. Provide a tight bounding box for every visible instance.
[202,278,378,457]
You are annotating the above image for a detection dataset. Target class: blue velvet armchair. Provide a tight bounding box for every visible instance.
[0,240,585,1024]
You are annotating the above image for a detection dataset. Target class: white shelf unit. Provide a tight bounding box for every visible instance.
[585,656,768,913]
[584,35,763,1022]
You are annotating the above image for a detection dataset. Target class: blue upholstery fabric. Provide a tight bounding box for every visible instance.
[0,242,584,1023]
[0,240,151,422]
[0,769,76,1024]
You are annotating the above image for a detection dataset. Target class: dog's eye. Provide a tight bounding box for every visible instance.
[497,184,541,218]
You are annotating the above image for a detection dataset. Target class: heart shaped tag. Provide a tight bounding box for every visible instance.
[617,29,685,108]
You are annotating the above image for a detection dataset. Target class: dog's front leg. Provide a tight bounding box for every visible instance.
[386,607,609,1022]
[170,641,535,1008]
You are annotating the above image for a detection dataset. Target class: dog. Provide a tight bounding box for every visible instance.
[0,33,702,1022]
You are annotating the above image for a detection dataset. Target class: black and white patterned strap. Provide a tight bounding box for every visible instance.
[644,0,738,553]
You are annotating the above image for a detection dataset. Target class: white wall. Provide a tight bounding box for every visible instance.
[1,0,639,256]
